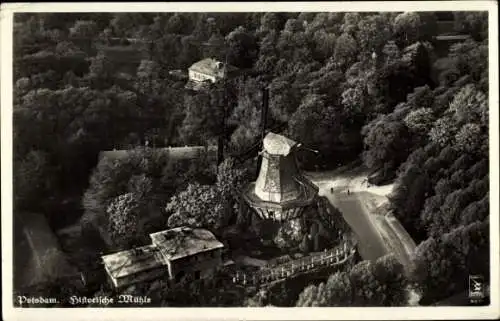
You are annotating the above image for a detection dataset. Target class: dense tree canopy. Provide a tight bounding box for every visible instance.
[296,254,409,307]
[13,11,490,307]
[165,158,250,232]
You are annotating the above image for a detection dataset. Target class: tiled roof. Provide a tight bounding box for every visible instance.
[101,245,165,279]
[150,227,224,261]
[188,58,237,77]
[101,227,224,280]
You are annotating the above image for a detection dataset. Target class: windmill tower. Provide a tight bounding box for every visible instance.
[241,132,319,248]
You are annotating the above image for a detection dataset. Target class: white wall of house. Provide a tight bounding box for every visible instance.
[114,267,168,288]
[188,69,217,83]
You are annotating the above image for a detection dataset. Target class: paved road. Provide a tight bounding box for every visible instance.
[306,167,416,266]
[323,190,388,261]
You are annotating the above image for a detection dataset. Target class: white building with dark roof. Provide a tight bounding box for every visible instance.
[185,58,238,91]
[101,227,225,288]
[150,227,224,282]
[101,245,166,288]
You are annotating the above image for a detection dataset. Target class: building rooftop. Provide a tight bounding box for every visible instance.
[435,34,471,41]
[150,227,224,261]
[99,146,217,162]
[101,245,165,279]
[263,132,298,156]
[188,58,237,77]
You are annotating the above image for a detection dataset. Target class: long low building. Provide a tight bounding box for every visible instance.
[99,145,218,162]
[101,227,225,288]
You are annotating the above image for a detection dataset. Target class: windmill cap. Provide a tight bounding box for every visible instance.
[263,132,298,156]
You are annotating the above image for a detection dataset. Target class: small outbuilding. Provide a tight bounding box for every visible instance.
[101,226,225,288]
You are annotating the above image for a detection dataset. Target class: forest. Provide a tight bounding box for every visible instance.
[13,11,489,306]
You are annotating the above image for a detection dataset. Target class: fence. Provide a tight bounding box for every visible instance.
[231,240,357,288]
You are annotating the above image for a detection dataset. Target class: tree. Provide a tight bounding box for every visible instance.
[135,60,162,95]
[166,182,227,230]
[179,92,221,145]
[254,30,279,74]
[216,157,250,196]
[107,192,143,249]
[404,108,435,135]
[406,85,434,110]
[244,290,267,307]
[166,158,248,231]
[229,78,262,154]
[448,84,487,125]
[382,40,401,65]
[389,164,431,240]
[259,12,288,33]
[349,260,384,306]
[166,13,190,35]
[448,40,488,82]
[428,116,458,148]
[356,14,393,61]
[296,255,409,307]
[311,29,337,62]
[411,220,489,304]
[362,116,411,170]
[372,254,409,306]
[109,13,152,38]
[68,20,100,53]
[369,60,427,113]
[225,26,258,68]
[323,272,355,306]
[455,123,482,154]
[276,28,313,66]
[296,284,320,307]
[340,12,361,35]
[283,18,303,33]
[393,12,422,48]
[333,32,358,69]
[269,77,302,121]
[453,11,488,41]
[14,150,53,210]
[83,147,184,234]
[288,94,336,152]
[341,85,367,117]
[460,194,489,226]
[87,53,115,88]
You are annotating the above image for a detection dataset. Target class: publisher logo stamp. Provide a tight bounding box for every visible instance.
[468,275,485,303]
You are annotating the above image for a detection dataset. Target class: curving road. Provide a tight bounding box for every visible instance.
[305,167,416,268]
[321,188,388,261]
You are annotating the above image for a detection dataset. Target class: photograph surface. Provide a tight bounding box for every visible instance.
[1,1,498,320]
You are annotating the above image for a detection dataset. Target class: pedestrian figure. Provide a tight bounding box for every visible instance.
[347,189,350,195]
[330,187,333,193]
